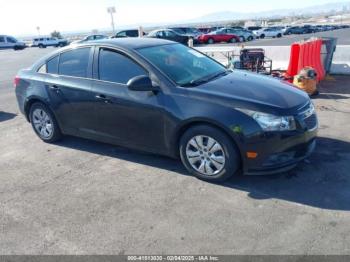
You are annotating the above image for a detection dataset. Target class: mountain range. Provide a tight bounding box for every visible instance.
[187,1,350,23]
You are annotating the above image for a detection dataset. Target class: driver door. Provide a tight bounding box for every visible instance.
[91,47,165,151]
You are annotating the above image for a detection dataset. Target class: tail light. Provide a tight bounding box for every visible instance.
[14,76,20,88]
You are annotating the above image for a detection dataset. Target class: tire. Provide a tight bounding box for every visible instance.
[260,34,265,39]
[239,36,245,42]
[247,36,253,41]
[207,38,214,44]
[277,33,282,38]
[38,44,45,48]
[229,38,237,43]
[179,125,240,182]
[29,102,62,143]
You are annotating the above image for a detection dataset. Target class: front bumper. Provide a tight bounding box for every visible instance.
[242,110,318,175]
[244,138,316,175]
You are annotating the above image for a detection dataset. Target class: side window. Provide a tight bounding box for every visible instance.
[58,48,90,77]
[98,49,147,84]
[47,55,59,74]
[129,31,138,37]
[165,31,175,37]
[38,64,47,73]
[0,36,5,43]
[7,37,17,43]
[117,31,127,37]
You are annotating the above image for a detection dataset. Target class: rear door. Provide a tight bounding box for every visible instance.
[90,47,165,150]
[5,36,16,48]
[44,47,97,134]
[0,36,8,49]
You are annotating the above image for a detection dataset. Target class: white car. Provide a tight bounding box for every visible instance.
[31,37,68,48]
[0,35,26,50]
[253,28,283,39]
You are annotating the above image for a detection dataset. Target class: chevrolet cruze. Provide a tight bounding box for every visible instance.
[15,38,318,182]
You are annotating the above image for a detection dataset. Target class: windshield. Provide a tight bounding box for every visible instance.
[138,44,227,86]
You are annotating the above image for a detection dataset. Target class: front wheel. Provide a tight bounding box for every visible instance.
[260,34,265,39]
[29,102,62,143]
[179,125,240,182]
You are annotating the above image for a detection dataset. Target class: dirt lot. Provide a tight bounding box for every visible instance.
[0,48,350,254]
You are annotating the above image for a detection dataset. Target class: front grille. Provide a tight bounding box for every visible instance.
[304,114,317,130]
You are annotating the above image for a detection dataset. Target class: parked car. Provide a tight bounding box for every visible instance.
[0,35,26,50]
[253,28,283,38]
[284,26,307,35]
[146,29,189,44]
[224,28,255,42]
[269,26,289,34]
[197,30,240,44]
[112,30,144,38]
[72,34,109,44]
[169,27,202,38]
[14,38,318,182]
[246,26,262,31]
[302,25,318,33]
[32,37,68,48]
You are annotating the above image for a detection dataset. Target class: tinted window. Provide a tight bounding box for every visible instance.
[7,37,17,43]
[47,55,59,74]
[59,48,90,77]
[164,31,176,37]
[0,36,5,43]
[127,31,138,37]
[98,49,146,84]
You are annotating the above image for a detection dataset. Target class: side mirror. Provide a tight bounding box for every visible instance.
[127,75,159,92]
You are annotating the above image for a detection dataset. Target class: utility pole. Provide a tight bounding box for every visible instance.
[107,6,116,35]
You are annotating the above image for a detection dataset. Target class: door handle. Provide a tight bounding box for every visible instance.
[95,94,112,104]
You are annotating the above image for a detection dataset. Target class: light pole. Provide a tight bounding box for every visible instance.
[107,6,116,35]
[36,26,40,36]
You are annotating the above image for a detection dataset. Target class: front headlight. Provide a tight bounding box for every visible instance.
[237,109,296,131]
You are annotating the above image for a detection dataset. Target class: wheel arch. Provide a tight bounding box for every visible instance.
[24,97,53,122]
[173,118,243,160]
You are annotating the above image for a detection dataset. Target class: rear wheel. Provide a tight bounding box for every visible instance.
[179,125,240,182]
[38,43,45,48]
[29,102,62,143]
[207,38,214,44]
[277,33,282,38]
[247,36,253,41]
[260,34,265,39]
[239,36,245,42]
[229,37,237,43]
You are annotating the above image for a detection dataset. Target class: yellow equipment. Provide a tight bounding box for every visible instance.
[293,67,318,96]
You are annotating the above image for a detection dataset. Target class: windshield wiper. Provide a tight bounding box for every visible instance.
[181,70,230,87]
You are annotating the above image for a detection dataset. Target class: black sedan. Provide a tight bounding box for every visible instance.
[146,29,189,45]
[15,39,317,182]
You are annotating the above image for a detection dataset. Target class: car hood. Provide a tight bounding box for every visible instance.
[190,70,309,115]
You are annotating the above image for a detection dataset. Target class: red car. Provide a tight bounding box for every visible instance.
[197,30,240,44]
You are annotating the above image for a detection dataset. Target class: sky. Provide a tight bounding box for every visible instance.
[0,0,342,36]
